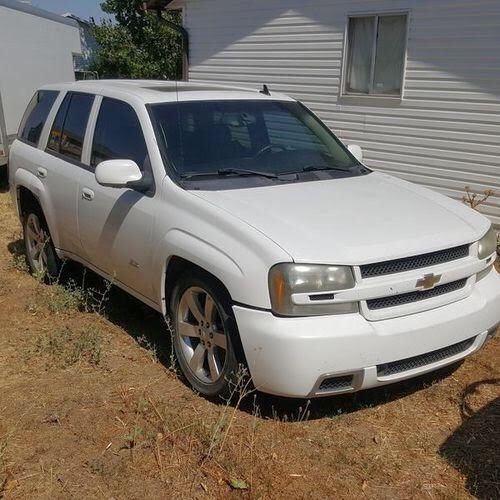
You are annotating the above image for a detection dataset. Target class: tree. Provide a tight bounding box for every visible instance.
[89,0,183,79]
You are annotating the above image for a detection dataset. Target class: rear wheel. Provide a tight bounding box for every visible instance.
[170,270,242,399]
[23,208,60,281]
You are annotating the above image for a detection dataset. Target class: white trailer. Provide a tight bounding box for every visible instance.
[0,0,82,166]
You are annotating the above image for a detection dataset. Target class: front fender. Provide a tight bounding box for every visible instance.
[14,167,61,249]
[153,226,290,315]
[159,228,242,310]
[152,178,293,315]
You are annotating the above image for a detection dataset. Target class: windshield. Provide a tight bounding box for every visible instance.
[149,100,361,178]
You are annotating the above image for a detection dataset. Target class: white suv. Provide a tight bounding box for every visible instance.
[9,80,500,399]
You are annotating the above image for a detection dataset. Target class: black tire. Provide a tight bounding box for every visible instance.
[169,269,245,399]
[22,204,60,282]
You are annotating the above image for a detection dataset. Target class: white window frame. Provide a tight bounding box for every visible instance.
[341,10,410,99]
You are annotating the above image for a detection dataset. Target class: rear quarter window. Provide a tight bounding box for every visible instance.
[19,90,59,146]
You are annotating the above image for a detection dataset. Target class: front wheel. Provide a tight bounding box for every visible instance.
[170,270,243,399]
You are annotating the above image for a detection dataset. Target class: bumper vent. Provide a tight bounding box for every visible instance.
[377,336,476,377]
[360,245,469,278]
[318,375,353,392]
[367,279,467,310]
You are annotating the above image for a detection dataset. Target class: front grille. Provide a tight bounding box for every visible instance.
[318,375,353,392]
[360,245,469,278]
[377,336,476,377]
[367,279,467,310]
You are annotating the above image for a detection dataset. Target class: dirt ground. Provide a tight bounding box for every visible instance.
[0,171,498,499]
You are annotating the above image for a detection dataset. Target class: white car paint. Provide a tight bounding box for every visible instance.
[9,80,500,398]
[95,159,143,187]
[194,171,491,266]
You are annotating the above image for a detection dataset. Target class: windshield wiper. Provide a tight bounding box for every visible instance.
[181,168,280,180]
[218,168,279,179]
[302,165,351,173]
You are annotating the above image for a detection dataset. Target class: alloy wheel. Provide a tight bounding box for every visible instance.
[176,286,228,384]
[25,213,50,275]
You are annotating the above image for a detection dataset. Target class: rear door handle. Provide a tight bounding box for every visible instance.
[36,167,47,179]
[82,188,94,201]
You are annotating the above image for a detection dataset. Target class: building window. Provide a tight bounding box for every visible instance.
[344,14,408,96]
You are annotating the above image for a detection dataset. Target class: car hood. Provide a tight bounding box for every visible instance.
[193,172,489,265]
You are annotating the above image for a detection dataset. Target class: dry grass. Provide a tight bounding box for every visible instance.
[32,326,103,368]
[0,174,499,498]
[0,438,7,496]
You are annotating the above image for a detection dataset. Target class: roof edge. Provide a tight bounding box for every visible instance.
[0,0,79,27]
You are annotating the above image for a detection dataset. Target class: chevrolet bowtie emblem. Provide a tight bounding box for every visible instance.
[416,273,442,290]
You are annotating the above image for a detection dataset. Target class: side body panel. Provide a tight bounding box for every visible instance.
[10,143,62,248]
[77,170,157,299]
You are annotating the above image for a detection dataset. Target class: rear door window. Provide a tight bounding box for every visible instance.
[19,90,59,146]
[46,94,71,153]
[47,92,94,162]
[91,98,148,170]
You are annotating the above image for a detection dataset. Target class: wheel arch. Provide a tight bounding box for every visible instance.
[163,255,234,317]
[164,254,250,374]
[13,169,61,248]
[17,185,40,217]
[155,228,251,317]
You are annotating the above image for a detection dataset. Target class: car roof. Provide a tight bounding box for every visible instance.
[39,80,295,104]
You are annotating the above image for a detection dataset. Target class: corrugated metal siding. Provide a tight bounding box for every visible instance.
[175,0,500,226]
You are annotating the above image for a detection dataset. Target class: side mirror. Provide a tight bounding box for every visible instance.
[95,159,143,189]
[347,144,363,163]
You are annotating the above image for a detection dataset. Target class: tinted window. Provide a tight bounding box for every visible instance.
[19,90,58,146]
[91,98,148,170]
[47,93,94,161]
[47,94,71,152]
[150,100,358,176]
[263,109,324,151]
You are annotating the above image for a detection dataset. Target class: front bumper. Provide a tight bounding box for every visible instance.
[234,268,500,398]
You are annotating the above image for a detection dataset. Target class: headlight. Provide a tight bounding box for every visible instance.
[269,263,357,316]
[478,226,497,260]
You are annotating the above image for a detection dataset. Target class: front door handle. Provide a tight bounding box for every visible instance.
[82,188,94,201]
[36,167,47,179]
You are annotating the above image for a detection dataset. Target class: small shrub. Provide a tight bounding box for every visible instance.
[135,335,159,363]
[8,253,28,273]
[462,186,495,210]
[202,365,255,461]
[462,186,499,255]
[123,425,146,450]
[74,326,103,366]
[30,276,113,316]
[33,326,103,368]
[47,282,87,314]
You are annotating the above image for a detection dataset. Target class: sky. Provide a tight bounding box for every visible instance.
[30,0,111,21]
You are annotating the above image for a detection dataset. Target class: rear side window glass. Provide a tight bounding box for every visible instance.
[47,92,94,162]
[47,94,71,152]
[19,90,58,146]
[91,98,148,170]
